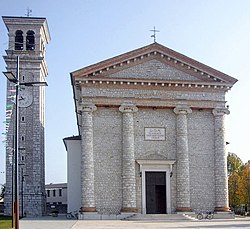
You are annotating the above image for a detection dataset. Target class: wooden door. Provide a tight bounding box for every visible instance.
[146,172,166,214]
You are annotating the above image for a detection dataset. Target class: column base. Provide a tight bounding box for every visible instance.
[121,207,138,212]
[176,207,192,212]
[214,207,231,212]
[80,207,97,212]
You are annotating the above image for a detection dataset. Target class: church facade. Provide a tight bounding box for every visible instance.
[64,43,237,217]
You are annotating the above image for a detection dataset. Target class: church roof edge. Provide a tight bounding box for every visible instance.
[63,135,81,141]
[63,135,81,151]
[71,42,237,85]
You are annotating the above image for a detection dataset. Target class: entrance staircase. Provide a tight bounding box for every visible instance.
[124,213,195,221]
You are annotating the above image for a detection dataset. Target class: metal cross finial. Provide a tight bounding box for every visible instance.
[25,8,32,17]
[150,26,160,43]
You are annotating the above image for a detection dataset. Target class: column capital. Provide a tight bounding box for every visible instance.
[212,108,230,116]
[173,106,192,115]
[80,103,97,113]
[119,104,138,113]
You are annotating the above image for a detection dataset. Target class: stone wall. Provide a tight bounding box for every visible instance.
[92,106,218,213]
[188,110,215,212]
[93,108,122,214]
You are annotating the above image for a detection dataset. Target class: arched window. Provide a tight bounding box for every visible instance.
[26,30,35,50]
[15,30,23,50]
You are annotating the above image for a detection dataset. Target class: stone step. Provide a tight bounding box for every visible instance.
[126,213,194,221]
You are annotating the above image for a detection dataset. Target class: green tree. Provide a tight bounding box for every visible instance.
[227,153,243,176]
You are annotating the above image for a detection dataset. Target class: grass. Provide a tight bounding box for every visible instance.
[0,215,12,229]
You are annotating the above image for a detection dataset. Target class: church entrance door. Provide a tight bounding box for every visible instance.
[146,172,166,214]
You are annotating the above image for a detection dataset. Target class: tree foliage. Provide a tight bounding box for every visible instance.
[227,153,250,212]
[227,152,243,176]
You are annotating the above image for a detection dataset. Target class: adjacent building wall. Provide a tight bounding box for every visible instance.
[46,183,67,214]
[64,137,81,213]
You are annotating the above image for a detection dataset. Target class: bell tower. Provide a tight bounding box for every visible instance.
[2,16,50,217]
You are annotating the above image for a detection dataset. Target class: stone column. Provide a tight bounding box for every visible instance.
[80,104,97,212]
[119,104,138,212]
[174,106,192,212]
[212,108,230,212]
[23,34,27,50]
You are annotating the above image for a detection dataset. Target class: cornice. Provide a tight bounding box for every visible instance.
[75,78,232,91]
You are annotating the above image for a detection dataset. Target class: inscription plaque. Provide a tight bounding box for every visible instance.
[144,128,166,141]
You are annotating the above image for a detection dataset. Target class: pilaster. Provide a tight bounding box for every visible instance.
[119,104,138,212]
[212,108,230,212]
[173,106,192,212]
[80,103,97,212]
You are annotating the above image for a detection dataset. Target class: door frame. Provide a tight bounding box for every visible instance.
[137,160,175,214]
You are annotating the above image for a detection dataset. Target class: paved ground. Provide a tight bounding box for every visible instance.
[20,216,250,229]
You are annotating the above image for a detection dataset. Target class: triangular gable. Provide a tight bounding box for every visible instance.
[72,43,237,86]
[109,59,202,82]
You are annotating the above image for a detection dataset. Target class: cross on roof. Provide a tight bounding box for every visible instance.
[25,8,32,17]
[150,26,160,43]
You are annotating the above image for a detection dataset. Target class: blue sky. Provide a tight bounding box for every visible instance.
[0,0,250,185]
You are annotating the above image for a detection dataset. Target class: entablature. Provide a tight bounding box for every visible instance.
[75,77,232,92]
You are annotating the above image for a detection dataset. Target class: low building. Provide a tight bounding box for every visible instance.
[63,136,81,214]
[45,183,67,214]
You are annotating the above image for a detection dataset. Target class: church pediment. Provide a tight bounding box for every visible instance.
[108,59,202,82]
[72,43,237,86]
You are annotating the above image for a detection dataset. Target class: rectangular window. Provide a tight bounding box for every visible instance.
[47,190,50,197]
[59,189,62,197]
[53,189,56,197]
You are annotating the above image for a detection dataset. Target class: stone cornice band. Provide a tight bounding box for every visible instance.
[79,104,230,116]
[76,79,232,91]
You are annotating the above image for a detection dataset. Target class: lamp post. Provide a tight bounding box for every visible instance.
[3,56,47,229]
[3,56,20,229]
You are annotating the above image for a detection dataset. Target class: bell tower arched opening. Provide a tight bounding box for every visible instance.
[15,30,24,50]
[26,30,35,50]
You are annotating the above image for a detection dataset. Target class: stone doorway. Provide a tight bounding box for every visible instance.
[146,172,166,214]
[136,159,175,214]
